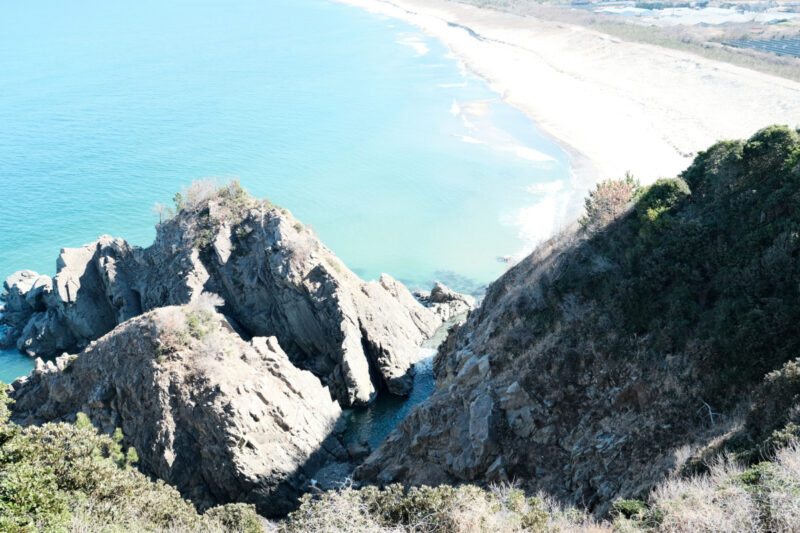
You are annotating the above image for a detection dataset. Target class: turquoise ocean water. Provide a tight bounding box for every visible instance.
[0,0,572,385]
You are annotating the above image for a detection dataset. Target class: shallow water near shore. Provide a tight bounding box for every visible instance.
[0,0,570,414]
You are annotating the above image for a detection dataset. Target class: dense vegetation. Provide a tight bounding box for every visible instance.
[4,387,800,533]
[281,448,800,532]
[530,125,800,409]
[485,125,800,493]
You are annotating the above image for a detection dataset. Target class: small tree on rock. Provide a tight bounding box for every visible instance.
[580,172,640,231]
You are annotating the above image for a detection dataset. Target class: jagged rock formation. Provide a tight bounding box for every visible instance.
[356,126,800,514]
[1,183,471,407]
[413,282,476,323]
[0,270,54,350]
[9,304,348,516]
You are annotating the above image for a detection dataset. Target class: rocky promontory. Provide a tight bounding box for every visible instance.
[10,301,348,516]
[2,182,471,407]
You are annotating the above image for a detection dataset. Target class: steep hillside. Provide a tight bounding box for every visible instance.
[357,125,800,514]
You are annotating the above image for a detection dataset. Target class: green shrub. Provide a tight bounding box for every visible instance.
[280,483,598,532]
[612,499,648,519]
[0,388,212,532]
[634,177,690,236]
[184,308,216,341]
[203,503,265,533]
[551,125,800,404]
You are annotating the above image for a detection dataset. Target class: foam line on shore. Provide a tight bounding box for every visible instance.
[332,0,800,211]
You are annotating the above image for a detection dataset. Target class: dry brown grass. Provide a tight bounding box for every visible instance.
[611,443,800,532]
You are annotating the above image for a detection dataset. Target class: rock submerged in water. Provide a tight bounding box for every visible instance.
[10,304,347,517]
[413,281,476,322]
[1,184,473,407]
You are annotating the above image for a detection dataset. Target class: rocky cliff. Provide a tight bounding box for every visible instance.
[356,125,800,514]
[1,182,472,407]
[9,302,349,516]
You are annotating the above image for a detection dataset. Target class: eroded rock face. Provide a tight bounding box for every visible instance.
[1,270,52,348]
[1,188,473,407]
[354,227,701,514]
[10,305,345,516]
[1,237,138,356]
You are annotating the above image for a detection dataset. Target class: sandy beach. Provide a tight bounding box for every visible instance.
[335,0,800,192]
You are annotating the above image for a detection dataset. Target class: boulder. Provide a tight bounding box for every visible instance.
[347,439,372,461]
[1,236,139,356]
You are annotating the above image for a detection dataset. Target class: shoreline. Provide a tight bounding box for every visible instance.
[333,0,800,200]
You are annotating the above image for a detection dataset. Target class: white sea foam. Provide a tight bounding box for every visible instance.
[527,180,564,195]
[500,178,574,262]
[508,145,556,163]
[397,35,429,56]
[451,98,556,164]
[460,115,476,130]
[414,347,438,365]
[512,193,570,252]
[462,101,490,117]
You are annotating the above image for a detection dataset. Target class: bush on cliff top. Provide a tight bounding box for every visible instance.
[0,385,265,533]
[580,171,640,231]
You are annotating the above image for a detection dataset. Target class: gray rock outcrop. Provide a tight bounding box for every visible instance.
[413,282,476,322]
[1,270,52,348]
[1,237,138,356]
[1,184,473,407]
[10,304,346,516]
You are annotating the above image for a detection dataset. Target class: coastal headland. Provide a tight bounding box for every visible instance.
[336,0,800,190]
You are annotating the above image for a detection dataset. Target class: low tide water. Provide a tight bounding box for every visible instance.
[0,0,573,431]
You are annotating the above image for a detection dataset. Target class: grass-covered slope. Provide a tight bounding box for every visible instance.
[356,125,800,515]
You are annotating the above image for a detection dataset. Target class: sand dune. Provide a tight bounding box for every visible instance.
[336,0,800,191]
